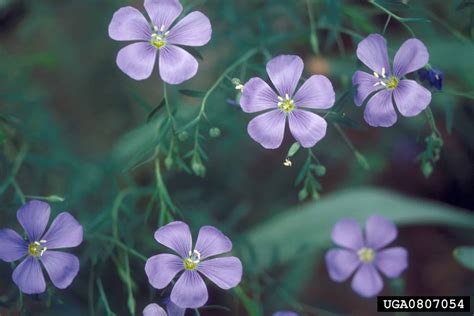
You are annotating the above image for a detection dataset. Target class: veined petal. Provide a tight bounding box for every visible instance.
[0,229,28,262]
[288,110,327,148]
[194,226,232,259]
[356,34,391,75]
[293,75,335,109]
[171,270,208,308]
[167,301,186,316]
[40,251,79,289]
[352,70,382,106]
[393,80,431,117]
[17,200,50,242]
[247,110,286,149]
[154,221,192,258]
[240,77,279,113]
[145,254,184,289]
[12,257,46,294]
[167,11,212,46]
[351,264,383,298]
[266,55,304,97]
[108,6,151,41]
[198,257,242,289]
[365,215,397,250]
[273,312,299,316]
[143,303,167,316]
[393,38,429,77]
[145,0,182,31]
[159,45,198,84]
[363,89,397,127]
[331,219,364,251]
[117,42,157,80]
[375,247,408,278]
[42,212,83,250]
[325,249,360,282]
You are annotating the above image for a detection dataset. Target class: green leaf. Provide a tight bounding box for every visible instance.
[287,142,301,157]
[147,98,165,123]
[179,89,207,98]
[237,187,474,274]
[453,246,474,270]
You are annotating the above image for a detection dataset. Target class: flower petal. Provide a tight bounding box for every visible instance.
[194,226,232,259]
[365,215,398,250]
[351,264,383,298]
[375,247,408,278]
[117,42,157,80]
[393,38,429,77]
[41,212,83,250]
[144,0,182,31]
[143,303,167,316]
[240,77,278,113]
[288,110,327,148]
[159,45,198,84]
[0,229,28,262]
[171,270,208,309]
[393,80,431,117]
[325,249,360,282]
[40,251,79,289]
[167,301,186,316]
[198,257,242,289]
[352,70,382,106]
[363,89,397,127]
[247,110,286,149]
[167,11,212,46]
[266,55,304,97]
[293,75,335,109]
[331,219,364,250]
[356,34,391,75]
[17,200,50,242]
[273,311,299,316]
[145,254,184,289]
[108,6,151,41]
[154,221,192,258]
[12,257,46,294]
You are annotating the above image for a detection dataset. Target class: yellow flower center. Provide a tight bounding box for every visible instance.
[28,240,47,257]
[151,34,167,49]
[183,250,200,270]
[277,94,295,113]
[386,76,399,89]
[357,247,375,263]
[373,67,399,90]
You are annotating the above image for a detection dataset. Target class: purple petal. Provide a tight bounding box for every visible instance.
[198,257,242,289]
[325,249,360,282]
[393,38,429,77]
[288,110,327,148]
[331,219,364,250]
[266,55,303,97]
[159,45,198,84]
[363,89,397,127]
[40,251,79,289]
[145,254,184,289]
[351,264,383,298]
[0,229,28,262]
[171,270,208,309]
[41,212,83,250]
[108,6,151,41]
[194,226,232,259]
[273,312,299,316]
[247,110,286,149]
[117,42,157,80]
[356,34,391,75]
[375,247,408,278]
[293,75,335,109]
[154,221,192,258]
[167,11,212,47]
[240,77,278,113]
[393,80,431,117]
[143,303,167,316]
[17,200,50,242]
[144,0,182,31]
[352,70,382,106]
[12,257,46,294]
[167,301,186,316]
[365,215,397,250]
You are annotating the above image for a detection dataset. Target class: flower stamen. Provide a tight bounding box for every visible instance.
[277,94,296,113]
[183,250,201,270]
[357,247,375,263]
[28,240,47,257]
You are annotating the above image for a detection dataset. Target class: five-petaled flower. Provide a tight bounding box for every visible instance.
[109,0,212,84]
[143,300,185,316]
[353,34,432,127]
[325,215,408,298]
[240,55,335,149]
[145,221,243,308]
[0,200,83,294]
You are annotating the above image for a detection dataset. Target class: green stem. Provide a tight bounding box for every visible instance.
[369,0,415,36]
[382,14,392,34]
[0,143,28,196]
[424,107,442,137]
[97,278,116,316]
[91,233,147,262]
[163,83,177,133]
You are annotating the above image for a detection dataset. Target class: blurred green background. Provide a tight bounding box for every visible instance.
[1,0,473,315]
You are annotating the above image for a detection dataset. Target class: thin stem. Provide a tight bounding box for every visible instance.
[163,83,177,133]
[97,278,116,316]
[0,143,28,196]
[91,233,147,262]
[12,180,25,204]
[382,14,392,34]
[369,0,415,37]
[306,0,319,54]
[424,107,442,137]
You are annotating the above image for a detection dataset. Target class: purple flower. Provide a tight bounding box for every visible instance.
[325,216,408,298]
[145,221,243,308]
[108,0,212,84]
[418,67,443,91]
[143,301,185,316]
[353,34,432,127]
[273,311,299,316]
[0,200,83,294]
[240,55,335,149]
